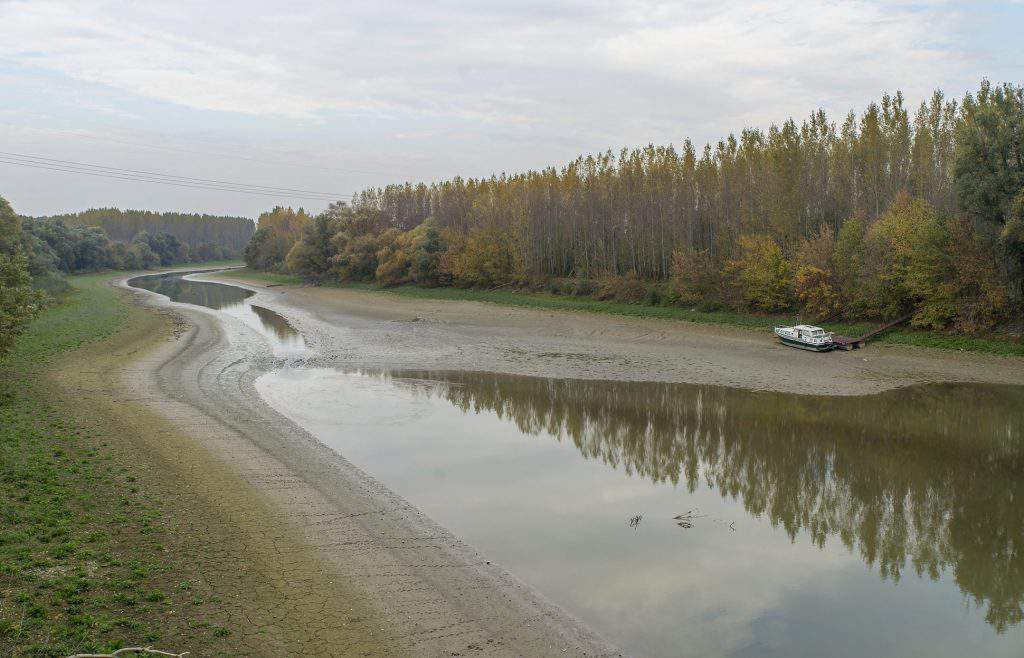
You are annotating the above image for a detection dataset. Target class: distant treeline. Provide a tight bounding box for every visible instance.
[246,81,1024,336]
[42,208,255,255]
[0,196,252,355]
[18,206,254,275]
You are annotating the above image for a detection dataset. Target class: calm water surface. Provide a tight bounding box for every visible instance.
[257,368,1024,658]
[129,272,304,352]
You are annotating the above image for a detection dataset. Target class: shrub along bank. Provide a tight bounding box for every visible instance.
[241,82,1024,345]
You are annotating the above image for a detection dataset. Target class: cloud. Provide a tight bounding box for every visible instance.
[0,2,329,117]
[0,0,1012,216]
[0,0,976,135]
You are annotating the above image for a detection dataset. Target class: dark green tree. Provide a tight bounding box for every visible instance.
[0,196,45,356]
[955,82,1024,228]
[284,207,343,281]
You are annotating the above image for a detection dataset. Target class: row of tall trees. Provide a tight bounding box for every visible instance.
[42,207,255,255]
[246,81,1024,333]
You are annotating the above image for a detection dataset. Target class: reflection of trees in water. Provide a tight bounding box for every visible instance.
[251,305,299,340]
[132,275,301,343]
[391,371,1024,631]
[131,274,253,310]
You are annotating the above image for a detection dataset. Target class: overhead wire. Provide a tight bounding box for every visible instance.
[2,124,418,178]
[0,150,358,202]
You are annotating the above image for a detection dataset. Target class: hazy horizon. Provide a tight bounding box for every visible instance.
[2,0,1022,218]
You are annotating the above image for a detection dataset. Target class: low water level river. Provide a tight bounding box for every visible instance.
[131,271,1024,658]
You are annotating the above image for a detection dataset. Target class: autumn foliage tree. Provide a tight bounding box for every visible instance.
[445,224,519,288]
[669,247,722,309]
[285,211,340,281]
[858,194,954,327]
[246,206,311,272]
[949,216,1008,332]
[999,190,1024,304]
[375,219,446,287]
[795,267,840,320]
[724,234,794,312]
[242,80,1024,336]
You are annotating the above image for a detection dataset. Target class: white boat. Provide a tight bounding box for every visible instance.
[773,324,834,352]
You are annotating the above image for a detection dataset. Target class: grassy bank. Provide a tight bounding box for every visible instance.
[216,267,300,285]
[224,266,1024,357]
[177,258,242,270]
[0,274,232,657]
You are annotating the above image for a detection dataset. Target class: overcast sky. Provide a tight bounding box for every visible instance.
[1,0,1022,218]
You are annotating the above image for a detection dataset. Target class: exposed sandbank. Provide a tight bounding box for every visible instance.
[101,268,1023,656]
[202,272,1024,396]
[118,272,622,657]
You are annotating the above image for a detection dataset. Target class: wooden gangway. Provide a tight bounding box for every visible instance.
[831,312,913,350]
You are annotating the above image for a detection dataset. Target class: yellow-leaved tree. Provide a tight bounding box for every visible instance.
[862,192,955,328]
[724,234,794,312]
[445,223,519,288]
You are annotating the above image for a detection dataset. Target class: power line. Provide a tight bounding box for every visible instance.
[0,150,353,196]
[0,157,353,201]
[4,124,420,179]
[0,157,351,200]
[0,151,358,202]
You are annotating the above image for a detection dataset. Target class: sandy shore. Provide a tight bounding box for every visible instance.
[51,290,391,656]
[116,272,622,657]
[104,269,1024,656]
[205,272,1024,396]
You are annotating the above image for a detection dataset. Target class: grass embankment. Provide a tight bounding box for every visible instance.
[0,274,234,657]
[175,259,242,270]
[216,268,299,286]
[224,266,1024,357]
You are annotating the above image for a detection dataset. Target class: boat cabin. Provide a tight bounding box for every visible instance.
[794,325,827,340]
[773,324,835,351]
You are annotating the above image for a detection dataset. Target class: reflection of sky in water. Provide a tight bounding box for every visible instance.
[256,368,1024,658]
[129,272,304,353]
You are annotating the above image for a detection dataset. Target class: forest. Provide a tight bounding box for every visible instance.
[0,196,254,355]
[246,81,1024,336]
[42,207,255,256]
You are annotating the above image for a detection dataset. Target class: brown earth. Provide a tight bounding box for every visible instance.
[51,285,392,657]
[72,268,1024,657]
[98,275,622,657]
[205,272,1024,396]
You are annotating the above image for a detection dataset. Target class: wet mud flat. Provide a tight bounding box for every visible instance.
[200,271,1024,396]
[124,270,1024,657]
[123,271,621,657]
[128,271,305,353]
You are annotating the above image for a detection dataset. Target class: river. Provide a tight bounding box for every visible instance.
[131,271,1024,658]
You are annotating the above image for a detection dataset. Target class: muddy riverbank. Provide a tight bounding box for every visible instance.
[201,271,1024,396]
[178,269,1024,657]
[118,272,621,657]
[113,268,1024,657]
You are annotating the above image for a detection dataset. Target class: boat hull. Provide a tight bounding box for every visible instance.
[777,335,835,352]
